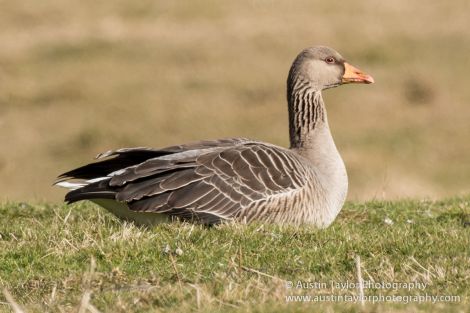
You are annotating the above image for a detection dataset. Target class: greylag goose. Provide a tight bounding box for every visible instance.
[56,46,373,227]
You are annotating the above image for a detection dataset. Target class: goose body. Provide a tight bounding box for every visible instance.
[56,46,373,227]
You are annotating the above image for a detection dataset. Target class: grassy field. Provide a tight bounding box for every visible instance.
[0,198,469,312]
[0,1,469,201]
[1,1,469,312]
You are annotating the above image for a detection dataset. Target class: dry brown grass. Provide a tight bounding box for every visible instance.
[0,0,469,202]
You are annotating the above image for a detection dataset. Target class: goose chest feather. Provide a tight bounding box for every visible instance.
[56,46,374,227]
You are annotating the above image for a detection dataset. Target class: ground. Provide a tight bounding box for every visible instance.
[1,198,469,312]
[0,0,470,201]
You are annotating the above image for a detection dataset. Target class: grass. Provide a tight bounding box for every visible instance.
[1,1,470,201]
[1,198,469,312]
[0,1,469,311]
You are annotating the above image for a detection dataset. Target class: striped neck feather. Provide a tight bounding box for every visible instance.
[287,78,326,149]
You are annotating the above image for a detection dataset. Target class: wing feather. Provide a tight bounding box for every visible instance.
[59,139,309,224]
[167,181,214,209]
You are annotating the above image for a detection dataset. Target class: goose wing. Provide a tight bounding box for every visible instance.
[59,138,309,224]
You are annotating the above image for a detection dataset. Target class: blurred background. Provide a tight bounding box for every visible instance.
[0,0,469,202]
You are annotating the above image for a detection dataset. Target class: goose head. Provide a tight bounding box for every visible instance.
[288,46,374,92]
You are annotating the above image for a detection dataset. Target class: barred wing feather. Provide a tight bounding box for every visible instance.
[59,138,309,224]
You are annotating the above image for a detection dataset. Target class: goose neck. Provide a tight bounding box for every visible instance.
[287,81,330,150]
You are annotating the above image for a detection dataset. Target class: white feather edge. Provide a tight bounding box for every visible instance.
[55,177,110,190]
[55,181,86,190]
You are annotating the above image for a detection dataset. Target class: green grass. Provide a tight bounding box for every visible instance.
[1,198,469,312]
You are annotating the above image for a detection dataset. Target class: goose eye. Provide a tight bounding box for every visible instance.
[325,57,335,64]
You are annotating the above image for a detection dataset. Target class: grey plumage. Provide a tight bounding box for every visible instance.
[56,46,373,227]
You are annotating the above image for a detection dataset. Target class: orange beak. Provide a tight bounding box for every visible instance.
[342,62,374,84]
